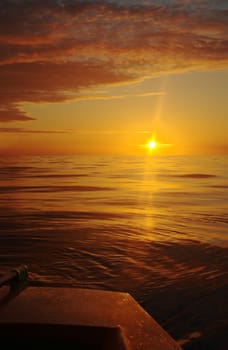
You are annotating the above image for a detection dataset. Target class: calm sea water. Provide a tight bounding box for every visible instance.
[0,155,227,349]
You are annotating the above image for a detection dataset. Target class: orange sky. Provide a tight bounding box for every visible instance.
[0,0,227,156]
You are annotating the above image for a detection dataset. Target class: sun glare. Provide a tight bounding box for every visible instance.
[147,140,157,150]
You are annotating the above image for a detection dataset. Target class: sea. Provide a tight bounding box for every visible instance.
[0,155,227,349]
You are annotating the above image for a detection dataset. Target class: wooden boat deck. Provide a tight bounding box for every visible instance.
[0,284,181,349]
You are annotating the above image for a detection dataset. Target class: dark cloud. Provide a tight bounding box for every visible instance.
[0,0,227,121]
[0,105,34,122]
[0,127,69,133]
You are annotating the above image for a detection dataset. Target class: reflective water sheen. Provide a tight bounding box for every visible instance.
[0,155,227,349]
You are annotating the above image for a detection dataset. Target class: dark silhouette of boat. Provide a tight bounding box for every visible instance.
[0,265,181,349]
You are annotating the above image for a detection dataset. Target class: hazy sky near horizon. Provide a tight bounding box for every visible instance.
[0,0,227,156]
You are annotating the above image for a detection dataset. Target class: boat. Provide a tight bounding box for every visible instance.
[0,265,181,349]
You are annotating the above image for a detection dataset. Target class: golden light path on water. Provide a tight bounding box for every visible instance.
[140,75,169,238]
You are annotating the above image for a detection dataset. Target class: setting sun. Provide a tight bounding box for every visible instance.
[147,140,157,150]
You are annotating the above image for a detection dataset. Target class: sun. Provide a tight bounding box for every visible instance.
[147,140,157,150]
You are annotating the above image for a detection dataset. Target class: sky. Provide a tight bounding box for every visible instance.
[0,0,227,156]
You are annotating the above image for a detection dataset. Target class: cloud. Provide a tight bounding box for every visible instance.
[0,127,70,134]
[0,0,227,121]
[0,127,149,135]
[0,105,35,122]
[70,90,165,101]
